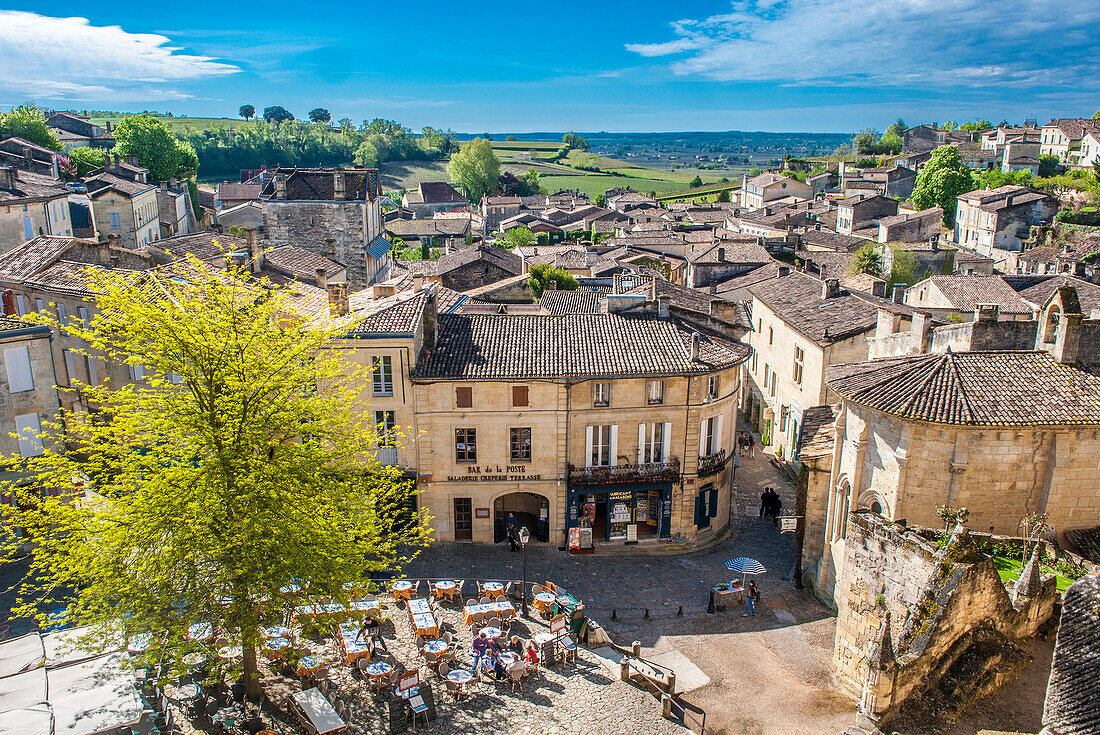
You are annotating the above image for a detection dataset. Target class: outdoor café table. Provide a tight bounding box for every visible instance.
[349,600,380,616]
[182,652,205,669]
[338,625,372,664]
[407,598,431,616]
[214,704,243,728]
[291,688,348,735]
[482,582,504,595]
[499,652,518,667]
[264,626,291,639]
[412,613,438,638]
[127,633,150,655]
[462,600,515,626]
[188,622,213,641]
[533,592,556,615]
[447,668,474,694]
[263,637,291,656]
[174,683,199,701]
[281,583,302,595]
[434,580,456,599]
[479,626,502,640]
[297,655,322,677]
[391,580,414,600]
[217,645,243,660]
[423,639,448,656]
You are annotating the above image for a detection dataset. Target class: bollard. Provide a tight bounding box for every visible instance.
[661,693,673,719]
[631,641,641,658]
[667,671,676,696]
[644,608,650,619]
[611,608,618,620]
[707,590,715,614]
[677,605,683,617]
[620,658,631,682]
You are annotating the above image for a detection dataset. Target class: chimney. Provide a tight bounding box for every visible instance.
[315,268,328,289]
[22,147,33,165]
[648,277,657,303]
[689,332,700,362]
[422,290,438,350]
[160,181,168,192]
[247,230,263,274]
[974,303,999,322]
[1052,310,1082,365]
[327,283,350,317]
[709,299,739,323]
[911,311,932,353]
[112,153,120,166]
[891,283,906,303]
[333,170,346,200]
[871,280,887,298]
[717,247,725,262]
[657,295,670,319]
[821,278,839,299]
[0,166,14,190]
[94,238,112,265]
[777,265,791,277]
[274,174,287,199]
[105,120,113,133]
[413,274,424,293]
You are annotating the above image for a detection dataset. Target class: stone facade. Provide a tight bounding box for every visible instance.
[834,513,1058,721]
[1042,573,1100,735]
[89,186,159,250]
[264,200,384,289]
[0,320,61,465]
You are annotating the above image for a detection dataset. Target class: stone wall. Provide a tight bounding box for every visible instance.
[263,200,384,288]
[439,261,517,292]
[834,512,1059,720]
[930,319,1038,353]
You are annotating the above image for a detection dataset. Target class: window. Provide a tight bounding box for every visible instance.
[23,217,34,241]
[57,304,67,325]
[793,346,804,386]
[768,326,774,345]
[456,386,472,408]
[78,306,89,327]
[109,211,121,229]
[770,370,777,397]
[512,385,529,407]
[15,413,43,458]
[586,424,614,467]
[694,485,718,528]
[375,410,396,446]
[646,380,664,405]
[455,428,477,463]
[699,415,722,458]
[510,427,531,462]
[5,346,34,393]
[762,363,769,389]
[638,422,670,464]
[371,355,393,396]
[751,351,757,373]
[707,375,720,399]
[15,295,26,317]
[86,356,99,385]
[35,299,45,313]
[593,382,610,407]
[128,363,147,381]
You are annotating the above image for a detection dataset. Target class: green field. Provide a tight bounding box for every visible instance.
[90,114,252,133]
[380,160,450,191]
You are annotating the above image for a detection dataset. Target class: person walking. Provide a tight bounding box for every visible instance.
[472,631,490,676]
[772,494,783,527]
[748,433,756,459]
[743,580,759,617]
[506,525,519,552]
[759,489,768,518]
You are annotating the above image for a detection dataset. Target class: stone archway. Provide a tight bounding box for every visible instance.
[493,491,550,543]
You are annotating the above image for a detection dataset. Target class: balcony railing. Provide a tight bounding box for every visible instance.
[376,447,399,466]
[568,458,680,485]
[698,449,727,478]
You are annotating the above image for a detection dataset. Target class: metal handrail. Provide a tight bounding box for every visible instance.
[697,449,727,477]
[568,458,681,485]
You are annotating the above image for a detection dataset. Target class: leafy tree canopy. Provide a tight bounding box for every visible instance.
[887,246,920,286]
[500,226,535,250]
[527,263,577,300]
[447,138,500,202]
[0,104,63,151]
[910,145,976,226]
[1038,154,1060,178]
[689,175,704,188]
[308,108,331,124]
[886,119,907,138]
[70,146,105,177]
[1,259,429,698]
[113,114,198,182]
[238,104,255,121]
[262,106,295,124]
[562,132,590,151]
[494,170,540,197]
[848,242,885,279]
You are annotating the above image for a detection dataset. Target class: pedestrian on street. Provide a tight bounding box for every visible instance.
[743,580,759,617]
[506,512,518,532]
[748,433,756,459]
[472,631,490,674]
[759,488,768,517]
[506,525,519,552]
[772,494,783,527]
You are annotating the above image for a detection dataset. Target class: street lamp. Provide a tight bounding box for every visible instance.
[519,526,531,618]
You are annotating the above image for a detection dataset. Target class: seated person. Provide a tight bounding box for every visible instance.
[509,636,524,656]
[524,643,539,667]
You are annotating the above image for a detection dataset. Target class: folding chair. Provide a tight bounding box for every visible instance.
[409,693,429,727]
[559,635,578,666]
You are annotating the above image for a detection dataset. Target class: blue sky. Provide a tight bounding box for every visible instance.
[1,1,1098,133]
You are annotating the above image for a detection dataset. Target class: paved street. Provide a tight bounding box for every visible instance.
[405,447,862,735]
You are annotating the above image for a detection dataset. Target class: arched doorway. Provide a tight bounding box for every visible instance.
[494,492,549,543]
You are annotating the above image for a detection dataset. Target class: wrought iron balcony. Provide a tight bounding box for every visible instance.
[376,447,399,466]
[697,449,727,478]
[568,458,680,485]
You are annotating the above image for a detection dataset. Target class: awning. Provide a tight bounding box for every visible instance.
[0,632,45,679]
[49,653,143,735]
[0,667,47,715]
[367,236,394,260]
[44,626,122,669]
[292,688,346,735]
[0,704,51,735]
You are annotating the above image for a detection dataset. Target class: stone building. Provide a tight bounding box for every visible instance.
[832,513,1058,721]
[0,166,72,252]
[903,274,1033,322]
[953,185,1058,263]
[809,288,1100,603]
[261,168,387,289]
[401,182,467,219]
[875,207,942,244]
[743,271,919,461]
[46,112,115,152]
[85,158,159,250]
[156,180,195,239]
[0,317,61,473]
[408,244,521,292]
[0,137,62,178]
[836,194,899,238]
[333,284,749,550]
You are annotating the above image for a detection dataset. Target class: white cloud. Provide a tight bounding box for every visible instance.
[627,0,1100,89]
[0,11,240,100]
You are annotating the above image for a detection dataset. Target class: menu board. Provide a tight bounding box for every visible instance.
[626,524,638,542]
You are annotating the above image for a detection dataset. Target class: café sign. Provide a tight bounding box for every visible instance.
[447,464,544,482]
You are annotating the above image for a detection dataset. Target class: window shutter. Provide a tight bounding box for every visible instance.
[64,350,76,385]
[709,487,719,518]
[456,386,472,408]
[584,426,594,468]
[715,415,723,455]
[513,385,528,407]
[637,423,645,464]
[5,346,34,392]
[698,419,707,458]
[15,413,43,457]
[694,495,704,527]
[662,422,671,464]
[609,425,618,467]
[87,356,99,385]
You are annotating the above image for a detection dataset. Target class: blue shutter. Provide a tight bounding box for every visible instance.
[694,495,704,528]
[708,487,718,518]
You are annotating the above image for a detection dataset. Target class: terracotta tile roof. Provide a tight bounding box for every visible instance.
[413,313,749,380]
[409,245,520,278]
[0,236,87,282]
[1044,118,1100,141]
[418,181,466,203]
[538,289,602,315]
[0,316,50,336]
[156,232,248,262]
[828,351,1100,425]
[24,260,120,296]
[262,245,345,281]
[350,289,431,335]
[216,182,261,202]
[712,262,783,296]
[385,219,471,239]
[797,404,838,460]
[1013,275,1100,316]
[85,171,154,198]
[0,168,68,203]
[926,275,1032,314]
[748,271,880,344]
[796,229,867,253]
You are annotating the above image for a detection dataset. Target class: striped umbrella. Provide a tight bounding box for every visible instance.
[724,557,766,575]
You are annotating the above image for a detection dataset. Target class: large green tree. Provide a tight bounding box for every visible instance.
[308,108,331,124]
[527,263,577,300]
[263,106,294,124]
[113,114,198,182]
[70,147,106,176]
[562,132,589,151]
[1,260,429,698]
[848,242,885,279]
[448,138,500,202]
[239,104,255,121]
[0,104,63,151]
[910,145,976,226]
[500,226,535,250]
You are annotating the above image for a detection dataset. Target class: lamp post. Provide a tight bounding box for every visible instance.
[519,526,530,618]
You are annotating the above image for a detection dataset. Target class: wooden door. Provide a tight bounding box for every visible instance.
[454,498,472,541]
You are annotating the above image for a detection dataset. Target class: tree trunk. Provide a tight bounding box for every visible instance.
[242,626,261,701]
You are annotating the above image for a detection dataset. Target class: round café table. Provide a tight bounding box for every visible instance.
[391,581,414,600]
[127,634,150,655]
[533,632,556,646]
[264,626,291,639]
[434,580,456,600]
[482,582,504,594]
[182,653,205,669]
[174,683,199,701]
[479,627,502,639]
[423,639,448,655]
[447,669,474,684]
[297,655,322,677]
[499,652,518,667]
[188,622,213,641]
